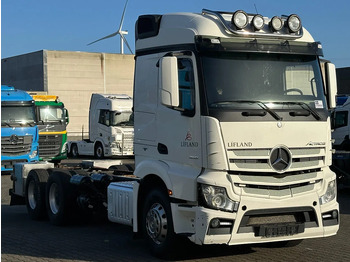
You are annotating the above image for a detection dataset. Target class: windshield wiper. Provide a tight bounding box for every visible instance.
[232,100,283,121]
[1,122,12,127]
[19,121,36,127]
[275,102,321,120]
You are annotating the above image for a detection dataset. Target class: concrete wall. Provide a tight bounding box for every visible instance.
[1,50,135,140]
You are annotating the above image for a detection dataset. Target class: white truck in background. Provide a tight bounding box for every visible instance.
[332,95,350,150]
[10,8,339,258]
[68,94,134,158]
[331,95,350,186]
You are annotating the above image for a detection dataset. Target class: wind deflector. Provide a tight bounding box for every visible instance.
[136,15,162,40]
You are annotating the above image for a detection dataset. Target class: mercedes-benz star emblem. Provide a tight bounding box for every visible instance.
[9,134,19,144]
[269,146,291,172]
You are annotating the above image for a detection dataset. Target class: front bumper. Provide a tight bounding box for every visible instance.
[172,190,339,245]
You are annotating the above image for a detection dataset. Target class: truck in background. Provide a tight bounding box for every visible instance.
[10,8,339,258]
[32,95,69,164]
[1,86,39,172]
[332,95,350,150]
[331,95,350,186]
[67,94,134,158]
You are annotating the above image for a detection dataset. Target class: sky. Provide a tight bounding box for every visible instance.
[1,0,350,68]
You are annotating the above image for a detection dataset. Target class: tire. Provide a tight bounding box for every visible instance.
[45,170,77,226]
[94,142,104,159]
[71,143,79,158]
[25,169,49,220]
[142,188,180,258]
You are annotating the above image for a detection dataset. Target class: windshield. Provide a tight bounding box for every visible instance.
[111,111,133,127]
[98,110,133,127]
[1,105,36,127]
[202,53,326,110]
[37,106,65,124]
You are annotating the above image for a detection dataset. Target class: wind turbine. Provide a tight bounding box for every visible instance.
[88,0,133,54]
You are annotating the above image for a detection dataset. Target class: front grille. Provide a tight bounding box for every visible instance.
[228,147,326,172]
[1,135,33,156]
[122,133,134,149]
[38,134,62,158]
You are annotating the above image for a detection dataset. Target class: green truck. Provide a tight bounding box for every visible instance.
[32,95,69,163]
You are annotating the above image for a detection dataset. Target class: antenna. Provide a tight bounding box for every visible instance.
[87,0,133,54]
[254,3,259,14]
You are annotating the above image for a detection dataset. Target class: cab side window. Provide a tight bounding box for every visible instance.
[334,111,348,129]
[99,110,110,126]
[178,58,195,111]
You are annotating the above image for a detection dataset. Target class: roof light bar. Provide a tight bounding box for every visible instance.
[202,9,303,39]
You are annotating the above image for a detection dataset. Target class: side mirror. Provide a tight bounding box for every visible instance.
[325,63,337,109]
[159,56,179,107]
[64,108,69,124]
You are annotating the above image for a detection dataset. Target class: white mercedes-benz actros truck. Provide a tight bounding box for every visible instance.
[10,8,339,258]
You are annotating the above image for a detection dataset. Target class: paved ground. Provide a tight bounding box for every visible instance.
[2,162,350,261]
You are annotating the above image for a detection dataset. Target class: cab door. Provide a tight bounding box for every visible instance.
[156,52,202,169]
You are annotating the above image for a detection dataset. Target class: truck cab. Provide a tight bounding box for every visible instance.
[1,86,39,172]
[32,95,69,163]
[68,94,134,158]
[130,9,339,254]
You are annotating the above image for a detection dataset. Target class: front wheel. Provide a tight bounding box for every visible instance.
[94,143,104,159]
[142,188,180,258]
[70,143,79,158]
[25,169,49,220]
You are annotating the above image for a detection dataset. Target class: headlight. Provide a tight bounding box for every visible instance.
[231,10,249,29]
[270,16,283,31]
[319,180,337,205]
[252,14,264,31]
[287,14,301,32]
[110,141,120,148]
[29,149,38,158]
[200,184,239,212]
[61,142,67,153]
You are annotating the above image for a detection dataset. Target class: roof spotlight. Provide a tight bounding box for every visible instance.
[252,15,265,30]
[270,16,283,31]
[232,10,249,29]
[287,14,302,32]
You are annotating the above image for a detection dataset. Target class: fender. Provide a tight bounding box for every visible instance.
[135,159,201,201]
[94,138,107,155]
[134,159,172,191]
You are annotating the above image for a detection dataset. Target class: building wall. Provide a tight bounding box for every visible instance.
[1,50,135,140]
[1,50,45,91]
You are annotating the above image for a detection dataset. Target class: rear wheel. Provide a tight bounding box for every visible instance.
[25,169,49,220]
[142,188,180,258]
[45,170,77,226]
[94,143,104,159]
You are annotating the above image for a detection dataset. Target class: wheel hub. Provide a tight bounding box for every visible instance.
[48,183,60,214]
[146,203,167,244]
[27,180,37,209]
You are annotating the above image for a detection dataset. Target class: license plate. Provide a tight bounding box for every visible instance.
[259,223,304,238]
